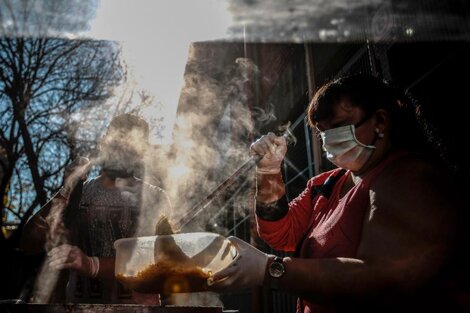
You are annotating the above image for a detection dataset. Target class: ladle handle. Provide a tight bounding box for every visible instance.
[175,127,294,231]
[175,154,262,230]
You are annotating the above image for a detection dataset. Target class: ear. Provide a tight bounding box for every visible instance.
[373,109,390,132]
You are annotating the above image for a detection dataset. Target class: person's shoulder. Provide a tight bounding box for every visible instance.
[367,152,462,255]
[372,152,462,216]
[377,152,452,187]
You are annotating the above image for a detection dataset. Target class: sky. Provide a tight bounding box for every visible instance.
[86,0,233,144]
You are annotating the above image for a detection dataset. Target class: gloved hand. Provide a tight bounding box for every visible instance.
[48,244,99,278]
[250,132,287,174]
[208,236,270,291]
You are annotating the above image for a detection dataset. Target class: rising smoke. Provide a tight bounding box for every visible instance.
[31,43,289,306]
[162,46,277,233]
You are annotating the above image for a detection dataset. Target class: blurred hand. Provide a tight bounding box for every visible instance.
[250,132,287,174]
[209,236,269,291]
[48,244,98,277]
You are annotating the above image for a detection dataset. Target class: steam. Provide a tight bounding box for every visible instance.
[30,51,292,305]
[162,52,297,235]
[30,197,66,303]
[30,157,93,303]
[162,54,259,231]
[30,131,155,303]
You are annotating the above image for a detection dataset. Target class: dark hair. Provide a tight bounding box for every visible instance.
[107,113,149,139]
[307,74,427,151]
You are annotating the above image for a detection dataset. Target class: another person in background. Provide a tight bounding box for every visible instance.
[20,113,172,304]
[210,74,466,312]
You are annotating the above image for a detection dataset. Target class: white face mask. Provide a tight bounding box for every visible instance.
[320,125,375,171]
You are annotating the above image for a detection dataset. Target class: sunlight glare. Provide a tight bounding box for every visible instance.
[168,165,191,180]
[86,0,232,144]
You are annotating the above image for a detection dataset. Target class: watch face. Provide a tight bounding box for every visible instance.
[269,258,285,278]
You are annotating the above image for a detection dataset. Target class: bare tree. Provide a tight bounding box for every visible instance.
[0,36,124,243]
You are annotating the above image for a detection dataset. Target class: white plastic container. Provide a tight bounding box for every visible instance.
[114,232,236,294]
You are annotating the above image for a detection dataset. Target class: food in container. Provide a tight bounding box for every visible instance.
[114,232,236,294]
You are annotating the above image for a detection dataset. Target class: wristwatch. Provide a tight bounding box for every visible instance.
[268,256,286,289]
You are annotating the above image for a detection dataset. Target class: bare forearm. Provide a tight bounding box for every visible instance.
[256,173,285,204]
[271,257,392,304]
[255,173,290,222]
